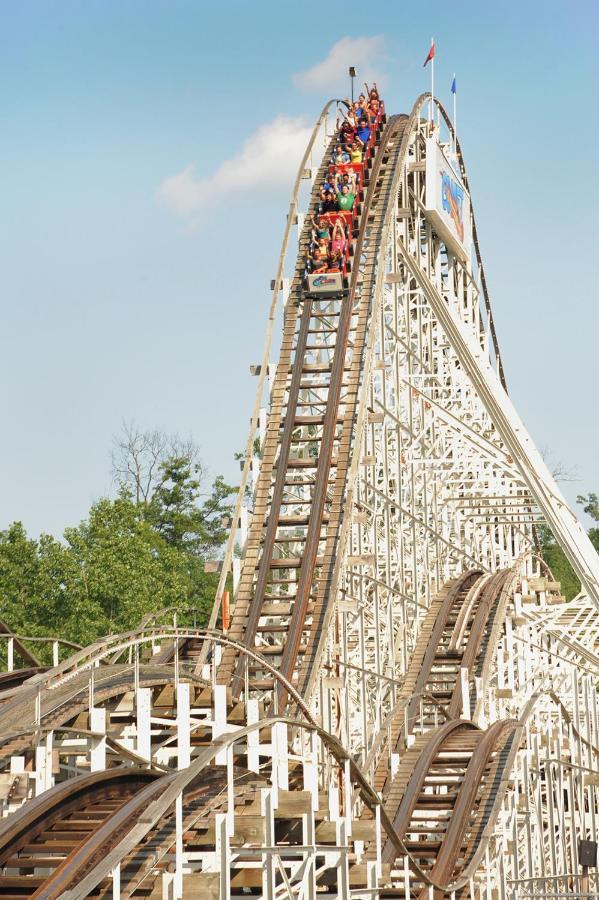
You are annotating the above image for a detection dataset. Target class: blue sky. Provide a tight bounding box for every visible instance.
[1,0,598,536]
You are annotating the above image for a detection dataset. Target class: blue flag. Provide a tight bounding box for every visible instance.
[451,75,456,94]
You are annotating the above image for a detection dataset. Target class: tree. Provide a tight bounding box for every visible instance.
[577,492,599,556]
[537,525,581,601]
[577,492,599,522]
[0,496,194,648]
[112,422,200,504]
[0,423,236,647]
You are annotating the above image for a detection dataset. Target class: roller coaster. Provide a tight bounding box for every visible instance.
[0,92,598,898]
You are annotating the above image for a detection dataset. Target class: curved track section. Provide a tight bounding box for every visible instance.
[0,665,206,770]
[0,768,158,898]
[379,718,519,893]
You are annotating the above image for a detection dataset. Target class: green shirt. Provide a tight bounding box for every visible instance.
[337,192,355,211]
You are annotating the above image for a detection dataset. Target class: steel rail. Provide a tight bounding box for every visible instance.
[215,106,394,699]
[276,115,405,702]
[384,718,478,849]
[204,98,348,648]
[231,296,314,695]
[298,99,434,705]
[293,115,412,700]
[370,570,482,792]
[216,116,348,687]
[0,767,159,884]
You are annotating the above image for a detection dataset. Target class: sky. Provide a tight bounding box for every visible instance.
[1,0,598,537]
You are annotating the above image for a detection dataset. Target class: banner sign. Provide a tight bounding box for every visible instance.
[306,272,344,295]
[425,139,472,260]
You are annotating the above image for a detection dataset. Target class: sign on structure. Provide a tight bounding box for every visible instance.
[305,271,344,295]
[425,138,472,260]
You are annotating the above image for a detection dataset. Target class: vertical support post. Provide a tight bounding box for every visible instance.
[176,682,190,770]
[7,637,14,672]
[111,863,120,899]
[247,698,260,773]
[173,792,183,899]
[343,758,352,838]
[302,810,317,900]
[460,666,470,720]
[336,819,350,899]
[213,683,227,766]
[375,803,382,880]
[34,733,53,796]
[261,789,275,898]
[90,707,107,772]
[136,687,151,762]
[273,721,289,791]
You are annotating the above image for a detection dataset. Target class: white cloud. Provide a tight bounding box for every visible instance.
[157,115,312,217]
[293,36,386,94]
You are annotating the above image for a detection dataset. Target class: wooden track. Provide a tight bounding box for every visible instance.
[218,112,412,703]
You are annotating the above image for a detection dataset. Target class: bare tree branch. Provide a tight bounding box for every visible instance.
[111,421,202,503]
[539,446,580,484]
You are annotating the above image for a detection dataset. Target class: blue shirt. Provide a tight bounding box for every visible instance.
[356,125,371,145]
[334,150,350,164]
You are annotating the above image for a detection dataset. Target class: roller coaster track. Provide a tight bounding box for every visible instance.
[0,665,205,770]
[0,768,159,898]
[220,109,409,702]
[380,719,520,894]
[1,91,597,898]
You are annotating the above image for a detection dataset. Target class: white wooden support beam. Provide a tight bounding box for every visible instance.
[302,810,317,900]
[272,721,289,791]
[343,758,352,837]
[213,684,227,766]
[7,638,13,673]
[335,819,350,900]
[460,667,470,720]
[302,748,319,812]
[215,812,230,900]
[34,734,53,796]
[161,872,175,899]
[246,698,260,773]
[111,863,120,899]
[136,688,151,762]
[173,793,184,899]
[375,803,382,880]
[176,683,190,770]
[90,707,106,772]
[226,745,234,837]
[261,790,276,898]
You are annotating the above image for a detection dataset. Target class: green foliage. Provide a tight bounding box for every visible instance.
[577,492,599,522]
[537,525,581,600]
[534,490,599,601]
[0,444,235,651]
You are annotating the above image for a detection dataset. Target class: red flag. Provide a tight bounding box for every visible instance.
[423,41,435,67]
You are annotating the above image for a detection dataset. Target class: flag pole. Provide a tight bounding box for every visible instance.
[453,73,457,154]
[430,36,434,125]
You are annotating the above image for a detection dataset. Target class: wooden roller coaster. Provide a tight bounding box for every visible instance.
[0,91,597,898]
